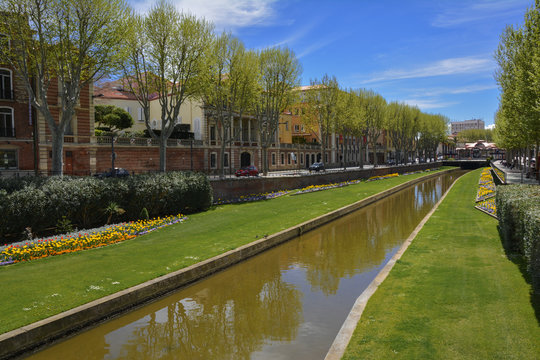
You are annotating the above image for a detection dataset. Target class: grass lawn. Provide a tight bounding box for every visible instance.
[0,168,451,335]
[342,168,540,360]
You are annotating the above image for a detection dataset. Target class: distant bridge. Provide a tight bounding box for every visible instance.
[442,159,489,169]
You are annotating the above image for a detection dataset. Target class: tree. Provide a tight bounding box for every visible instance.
[0,0,131,175]
[303,74,339,165]
[417,113,447,160]
[494,2,540,175]
[457,128,494,143]
[123,0,213,172]
[255,46,301,175]
[358,89,386,167]
[201,33,259,179]
[95,105,133,132]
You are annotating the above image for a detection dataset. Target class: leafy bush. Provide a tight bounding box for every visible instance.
[496,185,540,292]
[0,172,212,243]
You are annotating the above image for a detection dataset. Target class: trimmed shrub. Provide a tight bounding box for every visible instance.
[0,172,213,243]
[496,185,540,293]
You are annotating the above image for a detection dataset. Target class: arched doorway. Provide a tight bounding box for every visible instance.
[240,152,251,167]
[317,153,322,162]
[305,153,310,168]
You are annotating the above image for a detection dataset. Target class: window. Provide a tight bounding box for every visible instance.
[294,124,299,132]
[152,119,157,129]
[224,152,229,168]
[300,153,304,164]
[138,108,144,121]
[288,153,291,165]
[301,125,305,132]
[210,153,217,168]
[272,153,276,165]
[176,116,182,125]
[0,107,14,137]
[0,149,17,169]
[210,126,216,141]
[285,122,289,131]
[0,69,13,100]
[281,153,284,165]
[124,106,131,115]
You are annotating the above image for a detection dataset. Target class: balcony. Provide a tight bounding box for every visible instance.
[0,127,15,137]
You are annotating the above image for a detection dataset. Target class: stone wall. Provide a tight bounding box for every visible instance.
[211,162,442,201]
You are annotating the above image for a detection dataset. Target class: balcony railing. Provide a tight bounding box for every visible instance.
[0,127,15,137]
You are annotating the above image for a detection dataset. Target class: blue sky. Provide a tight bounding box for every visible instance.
[129,0,533,127]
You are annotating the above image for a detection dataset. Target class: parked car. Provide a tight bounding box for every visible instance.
[235,165,259,177]
[94,168,130,178]
[308,162,325,172]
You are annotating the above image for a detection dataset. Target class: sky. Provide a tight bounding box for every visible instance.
[129,0,534,127]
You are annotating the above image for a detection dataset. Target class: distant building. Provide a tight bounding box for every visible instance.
[451,119,485,134]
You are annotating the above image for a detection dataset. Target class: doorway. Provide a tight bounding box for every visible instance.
[240,152,251,167]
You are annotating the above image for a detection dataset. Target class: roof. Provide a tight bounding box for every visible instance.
[94,78,160,101]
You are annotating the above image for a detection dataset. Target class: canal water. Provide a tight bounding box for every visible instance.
[28,172,461,360]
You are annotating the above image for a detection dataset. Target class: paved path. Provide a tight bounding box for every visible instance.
[492,160,539,185]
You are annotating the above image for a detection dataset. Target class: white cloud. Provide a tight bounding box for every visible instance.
[401,98,458,110]
[415,84,498,97]
[131,0,278,29]
[361,56,494,84]
[432,0,530,28]
[486,123,496,130]
[296,35,340,59]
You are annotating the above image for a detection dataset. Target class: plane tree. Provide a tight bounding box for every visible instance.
[254,46,301,175]
[0,0,131,175]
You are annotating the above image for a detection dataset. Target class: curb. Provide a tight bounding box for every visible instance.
[0,169,456,360]
[324,170,463,360]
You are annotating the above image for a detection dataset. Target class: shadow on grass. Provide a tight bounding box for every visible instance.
[498,225,540,325]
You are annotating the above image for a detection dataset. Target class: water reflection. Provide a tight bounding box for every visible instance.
[29,173,460,360]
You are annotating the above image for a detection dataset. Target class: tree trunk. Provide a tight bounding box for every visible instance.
[159,137,167,172]
[51,129,64,176]
[372,142,378,167]
[262,145,268,175]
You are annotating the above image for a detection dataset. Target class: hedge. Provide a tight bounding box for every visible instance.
[0,172,213,243]
[496,185,540,293]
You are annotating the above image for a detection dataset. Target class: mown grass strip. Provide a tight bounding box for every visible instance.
[0,168,451,335]
[342,168,540,360]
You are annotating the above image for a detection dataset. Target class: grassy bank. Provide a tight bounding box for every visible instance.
[343,168,540,359]
[0,169,450,335]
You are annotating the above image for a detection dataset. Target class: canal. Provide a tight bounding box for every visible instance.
[28,172,462,360]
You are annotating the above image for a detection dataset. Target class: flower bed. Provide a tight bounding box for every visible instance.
[475,168,497,218]
[367,173,399,182]
[475,198,497,217]
[0,214,186,265]
[294,179,364,195]
[491,166,506,183]
[214,190,291,205]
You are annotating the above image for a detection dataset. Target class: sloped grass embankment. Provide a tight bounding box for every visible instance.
[343,168,540,359]
[0,168,450,335]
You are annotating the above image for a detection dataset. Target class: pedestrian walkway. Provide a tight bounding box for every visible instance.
[492,160,539,185]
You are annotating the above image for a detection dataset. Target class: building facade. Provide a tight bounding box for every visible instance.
[451,119,485,134]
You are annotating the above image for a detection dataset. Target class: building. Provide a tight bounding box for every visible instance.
[451,119,485,134]
[0,61,96,176]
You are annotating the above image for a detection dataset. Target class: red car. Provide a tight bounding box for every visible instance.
[235,165,259,177]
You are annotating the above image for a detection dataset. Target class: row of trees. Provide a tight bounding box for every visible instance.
[0,0,447,177]
[0,0,302,177]
[302,75,448,168]
[494,1,540,171]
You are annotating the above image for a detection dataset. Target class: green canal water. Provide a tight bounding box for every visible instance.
[28,172,462,360]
